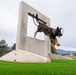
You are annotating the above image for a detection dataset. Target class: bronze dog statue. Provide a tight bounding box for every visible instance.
[33,14,63,54]
[33,14,63,45]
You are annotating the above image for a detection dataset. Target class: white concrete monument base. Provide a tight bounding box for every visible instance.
[0,50,50,63]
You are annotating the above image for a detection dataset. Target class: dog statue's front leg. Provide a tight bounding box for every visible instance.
[54,39,61,47]
[51,38,60,47]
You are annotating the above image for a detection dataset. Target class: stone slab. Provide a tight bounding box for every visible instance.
[0,50,51,63]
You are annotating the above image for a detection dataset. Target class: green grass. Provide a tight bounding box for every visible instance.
[0,60,76,75]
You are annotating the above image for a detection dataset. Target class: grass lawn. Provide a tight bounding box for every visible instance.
[0,59,76,75]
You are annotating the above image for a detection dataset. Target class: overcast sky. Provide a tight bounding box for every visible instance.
[0,0,76,50]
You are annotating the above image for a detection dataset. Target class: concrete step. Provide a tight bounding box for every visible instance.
[0,50,51,63]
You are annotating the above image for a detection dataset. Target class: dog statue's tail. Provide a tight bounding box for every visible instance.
[33,14,39,26]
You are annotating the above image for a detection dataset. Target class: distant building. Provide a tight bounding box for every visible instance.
[61,53,76,58]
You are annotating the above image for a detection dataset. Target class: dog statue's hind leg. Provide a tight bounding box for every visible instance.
[51,42,58,54]
[34,31,37,38]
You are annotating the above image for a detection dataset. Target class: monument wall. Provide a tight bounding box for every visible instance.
[16,1,51,58]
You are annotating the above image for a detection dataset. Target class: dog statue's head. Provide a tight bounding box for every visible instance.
[54,27,63,37]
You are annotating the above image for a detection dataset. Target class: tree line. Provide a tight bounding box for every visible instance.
[0,39,16,57]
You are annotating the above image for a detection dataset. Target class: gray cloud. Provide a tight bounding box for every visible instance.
[0,0,76,49]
